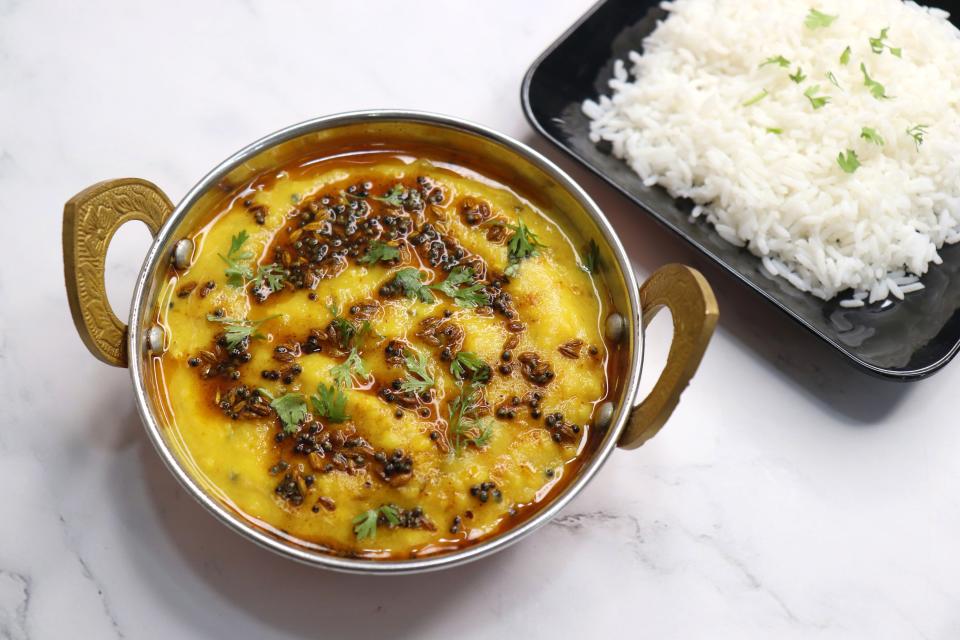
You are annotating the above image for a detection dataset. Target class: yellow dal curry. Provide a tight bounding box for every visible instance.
[151,149,618,559]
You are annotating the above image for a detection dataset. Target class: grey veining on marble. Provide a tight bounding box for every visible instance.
[2,0,960,638]
[0,570,30,640]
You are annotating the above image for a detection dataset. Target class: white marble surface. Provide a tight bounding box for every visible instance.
[2,0,960,637]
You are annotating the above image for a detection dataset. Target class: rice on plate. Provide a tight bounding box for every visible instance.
[583,0,960,307]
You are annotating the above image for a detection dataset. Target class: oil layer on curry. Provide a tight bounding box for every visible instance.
[152,148,619,559]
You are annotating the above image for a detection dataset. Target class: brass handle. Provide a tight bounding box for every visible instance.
[63,178,173,367]
[618,264,718,449]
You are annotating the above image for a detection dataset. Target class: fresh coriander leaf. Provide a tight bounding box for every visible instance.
[436,266,474,289]
[379,505,400,526]
[906,124,929,150]
[218,230,255,287]
[805,8,837,30]
[311,382,349,422]
[450,351,490,382]
[326,308,375,351]
[742,89,769,107]
[271,393,307,434]
[356,319,379,345]
[206,314,280,349]
[330,348,369,388]
[840,45,852,65]
[827,71,841,89]
[330,316,356,351]
[507,218,545,261]
[468,421,494,448]
[760,55,791,68]
[869,27,889,53]
[580,238,601,274]
[431,266,488,308]
[860,63,891,100]
[256,387,275,401]
[860,127,885,146]
[505,218,546,276]
[359,240,401,265]
[837,149,861,174]
[803,85,831,110]
[448,381,486,454]
[352,505,401,540]
[252,262,287,294]
[400,348,435,395]
[868,27,900,56]
[227,230,250,259]
[766,127,784,135]
[392,268,436,303]
[373,184,405,208]
[788,67,806,84]
[221,260,254,287]
[352,509,378,540]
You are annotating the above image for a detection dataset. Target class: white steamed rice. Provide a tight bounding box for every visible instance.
[583,0,960,305]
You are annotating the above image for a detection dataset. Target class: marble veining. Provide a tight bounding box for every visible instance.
[3,0,960,638]
[59,516,125,640]
[0,570,30,640]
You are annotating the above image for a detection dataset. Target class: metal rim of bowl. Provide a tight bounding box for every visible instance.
[127,109,643,574]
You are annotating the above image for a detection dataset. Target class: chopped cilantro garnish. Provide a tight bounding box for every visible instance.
[431,267,488,307]
[906,124,929,150]
[803,85,831,110]
[860,127,884,146]
[218,230,254,287]
[326,307,373,352]
[505,218,546,276]
[860,63,891,100]
[760,55,791,68]
[840,46,852,65]
[468,422,494,448]
[447,381,491,454]
[329,316,356,351]
[205,313,280,349]
[869,27,901,57]
[252,262,287,294]
[373,184,405,208]
[311,382,349,422]
[450,351,490,382]
[330,348,369,388]
[271,393,307,434]
[359,240,401,265]
[352,505,401,540]
[392,268,436,303]
[400,348,435,395]
[805,8,837,30]
[742,89,769,107]
[837,149,861,174]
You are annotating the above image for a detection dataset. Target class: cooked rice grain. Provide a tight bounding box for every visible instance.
[584,0,960,302]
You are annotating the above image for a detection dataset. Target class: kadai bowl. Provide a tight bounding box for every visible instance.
[63,111,717,573]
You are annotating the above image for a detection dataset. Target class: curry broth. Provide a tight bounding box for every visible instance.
[149,143,626,559]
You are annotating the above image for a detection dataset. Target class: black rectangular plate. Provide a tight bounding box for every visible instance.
[521,0,960,380]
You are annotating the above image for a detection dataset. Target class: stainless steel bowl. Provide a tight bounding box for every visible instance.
[63,110,717,573]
